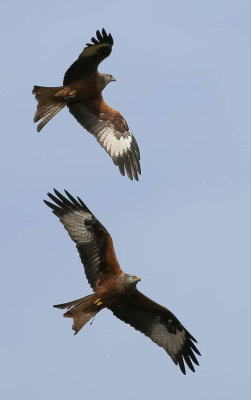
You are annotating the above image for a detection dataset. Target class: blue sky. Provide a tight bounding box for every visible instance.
[1,1,251,399]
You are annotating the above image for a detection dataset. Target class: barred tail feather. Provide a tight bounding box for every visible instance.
[32,85,66,132]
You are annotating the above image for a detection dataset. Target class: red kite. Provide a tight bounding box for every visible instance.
[33,29,141,181]
[44,189,200,374]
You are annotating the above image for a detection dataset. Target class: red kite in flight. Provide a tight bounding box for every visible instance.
[33,29,141,181]
[44,189,201,374]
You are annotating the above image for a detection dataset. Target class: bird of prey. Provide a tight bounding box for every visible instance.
[33,29,141,181]
[44,189,201,374]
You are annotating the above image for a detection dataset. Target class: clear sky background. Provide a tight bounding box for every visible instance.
[1,1,251,399]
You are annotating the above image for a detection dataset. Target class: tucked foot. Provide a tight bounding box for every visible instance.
[54,87,77,99]
[68,90,77,98]
[94,298,103,306]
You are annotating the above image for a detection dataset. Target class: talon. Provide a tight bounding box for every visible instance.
[94,298,103,306]
[54,87,72,97]
[68,90,77,98]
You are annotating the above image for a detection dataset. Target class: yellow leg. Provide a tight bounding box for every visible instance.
[94,298,103,306]
[68,90,77,98]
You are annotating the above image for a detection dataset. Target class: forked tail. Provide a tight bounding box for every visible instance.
[54,294,99,335]
[32,85,66,132]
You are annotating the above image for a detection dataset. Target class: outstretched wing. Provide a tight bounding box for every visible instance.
[44,189,122,291]
[63,29,114,85]
[68,97,141,180]
[109,290,200,374]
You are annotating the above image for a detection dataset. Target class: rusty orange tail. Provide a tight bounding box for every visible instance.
[54,294,99,335]
[32,85,66,132]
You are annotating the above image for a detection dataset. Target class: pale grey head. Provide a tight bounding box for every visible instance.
[99,73,116,90]
[117,273,141,290]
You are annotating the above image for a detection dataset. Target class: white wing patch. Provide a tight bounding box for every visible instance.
[60,210,93,245]
[97,126,134,158]
[68,102,141,180]
[150,321,186,361]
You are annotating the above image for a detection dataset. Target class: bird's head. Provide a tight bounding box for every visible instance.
[129,275,141,285]
[119,273,141,288]
[100,73,116,89]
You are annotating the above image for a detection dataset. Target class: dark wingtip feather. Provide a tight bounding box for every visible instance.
[44,190,73,215]
[88,29,113,47]
[193,357,200,366]
[108,33,113,45]
[46,189,83,213]
[188,332,198,343]
[53,189,79,209]
[76,195,92,214]
[188,346,200,366]
[96,30,103,41]
[102,28,108,40]
[190,340,201,356]
[91,37,99,45]
[47,191,65,208]
[53,304,65,309]
[178,357,186,375]
[64,190,82,207]
[44,198,64,215]
[44,199,56,210]
[113,137,141,181]
[184,354,195,372]
[45,189,94,218]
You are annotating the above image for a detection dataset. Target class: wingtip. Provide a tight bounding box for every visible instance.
[133,172,139,182]
[88,28,113,46]
[36,124,43,133]
[43,199,50,207]
[53,188,61,197]
[64,189,74,199]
